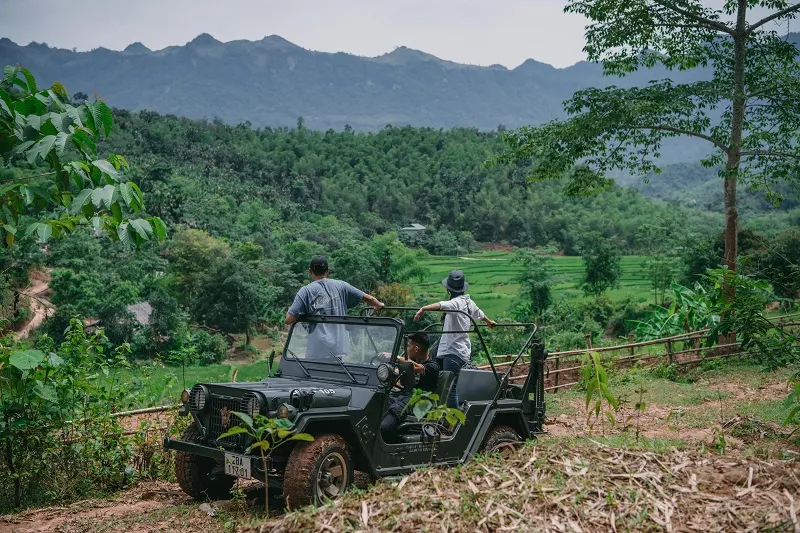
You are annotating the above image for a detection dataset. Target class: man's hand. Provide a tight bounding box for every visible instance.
[485,318,497,329]
[372,300,385,311]
[414,308,425,321]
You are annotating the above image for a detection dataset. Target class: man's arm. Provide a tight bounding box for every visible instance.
[414,302,442,321]
[285,312,298,325]
[362,293,385,311]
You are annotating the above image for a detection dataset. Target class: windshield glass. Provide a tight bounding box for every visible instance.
[286,320,399,366]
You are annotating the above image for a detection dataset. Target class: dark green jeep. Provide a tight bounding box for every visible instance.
[165,309,547,507]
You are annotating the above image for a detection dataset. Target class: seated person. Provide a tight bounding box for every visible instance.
[380,332,439,443]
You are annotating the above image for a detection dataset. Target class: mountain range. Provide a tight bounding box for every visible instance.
[0,34,713,134]
[2,32,799,170]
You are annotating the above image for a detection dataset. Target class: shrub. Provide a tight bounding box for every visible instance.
[0,320,136,511]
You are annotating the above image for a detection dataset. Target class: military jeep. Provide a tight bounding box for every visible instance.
[165,309,547,507]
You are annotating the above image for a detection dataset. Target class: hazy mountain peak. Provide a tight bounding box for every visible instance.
[123,42,151,55]
[188,33,222,47]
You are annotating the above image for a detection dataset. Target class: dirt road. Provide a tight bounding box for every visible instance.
[15,269,53,339]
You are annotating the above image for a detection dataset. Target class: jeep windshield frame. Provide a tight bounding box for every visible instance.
[279,315,404,385]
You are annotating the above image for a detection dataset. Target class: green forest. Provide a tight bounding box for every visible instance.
[0,105,798,364]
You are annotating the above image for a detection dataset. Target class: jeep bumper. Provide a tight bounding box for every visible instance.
[164,436,224,461]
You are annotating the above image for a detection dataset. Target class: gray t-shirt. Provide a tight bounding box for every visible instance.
[288,279,365,357]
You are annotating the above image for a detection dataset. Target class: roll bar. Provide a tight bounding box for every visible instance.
[361,306,537,383]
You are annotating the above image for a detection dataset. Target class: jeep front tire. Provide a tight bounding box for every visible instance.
[175,423,235,500]
[282,433,353,508]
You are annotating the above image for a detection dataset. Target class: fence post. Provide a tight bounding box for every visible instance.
[666,340,674,366]
[628,333,635,356]
[554,356,560,392]
[585,333,593,350]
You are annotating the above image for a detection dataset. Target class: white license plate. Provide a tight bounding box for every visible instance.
[224,453,251,479]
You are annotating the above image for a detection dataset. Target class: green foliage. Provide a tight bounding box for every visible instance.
[405,388,467,428]
[0,65,165,247]
[628,282,718,340]
[218,412,313,506]
[579,233,622,297]
[762,229,800,299]
[0,320,138,511]
[580,351,619,431]
[511,247,555,319]
[705,268,799,371]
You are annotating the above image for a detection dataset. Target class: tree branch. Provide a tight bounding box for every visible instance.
[630,125,730,152]
[740,150,800,158]
[650,0,735,34]
[747,2,800,34]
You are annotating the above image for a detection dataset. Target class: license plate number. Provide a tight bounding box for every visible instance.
[224,453,251,479]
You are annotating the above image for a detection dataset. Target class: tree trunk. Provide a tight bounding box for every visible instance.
[721,1,749,350]
[245,328,252,346]
[725,2,748,275]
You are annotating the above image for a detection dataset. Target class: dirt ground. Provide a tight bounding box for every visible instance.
[2,364,797,532]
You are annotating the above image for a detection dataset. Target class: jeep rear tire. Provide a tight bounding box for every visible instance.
[282,434,353,508]
[175,423,235,500]
[481,425,523,459]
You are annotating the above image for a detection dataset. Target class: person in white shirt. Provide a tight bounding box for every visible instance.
[414,269,496,408]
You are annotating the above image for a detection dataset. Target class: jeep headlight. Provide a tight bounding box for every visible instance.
[241,392,262,417]
[188,384,208,412]
[377,363,392,384]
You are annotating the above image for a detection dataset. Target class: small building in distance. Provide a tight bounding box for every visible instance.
[399,223,426,236]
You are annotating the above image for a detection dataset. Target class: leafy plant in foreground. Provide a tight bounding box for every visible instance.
[580,351,619,434]
[218,413,313,508]
[406,389,467,463]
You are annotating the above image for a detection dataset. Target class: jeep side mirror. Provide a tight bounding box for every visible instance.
[268,349,276,378]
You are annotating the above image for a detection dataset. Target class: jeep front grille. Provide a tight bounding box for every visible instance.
[207,396,242,447]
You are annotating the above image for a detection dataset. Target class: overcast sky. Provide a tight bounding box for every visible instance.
[0,1,789,69]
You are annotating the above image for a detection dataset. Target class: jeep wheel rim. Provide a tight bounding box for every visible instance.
[317,452,347,500]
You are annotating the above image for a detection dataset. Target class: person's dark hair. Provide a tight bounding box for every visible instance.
[309,255,329,276]
[407,332,431,351]
[447,289,464,299]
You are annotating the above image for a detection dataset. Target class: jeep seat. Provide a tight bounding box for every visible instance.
[458,369,499,402]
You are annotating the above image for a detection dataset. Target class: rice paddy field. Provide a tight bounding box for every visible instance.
[412,251,653,317]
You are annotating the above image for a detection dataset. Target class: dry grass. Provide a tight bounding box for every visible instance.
[248,438,800,533]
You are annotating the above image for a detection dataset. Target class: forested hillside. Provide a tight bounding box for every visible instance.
[1,109,796,362]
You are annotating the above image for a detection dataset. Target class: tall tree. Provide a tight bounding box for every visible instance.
[497,1,800,275]
[580,233,622,297]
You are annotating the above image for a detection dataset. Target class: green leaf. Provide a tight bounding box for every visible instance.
[129,218,153,240]
[289,433,314,442]
[26,135,57,164]
[92,159,119,181]
[231,411,254,429]
[151,217,167,240]
[247,440,271,453]
[54,131,71,156]
[218,426,249,439]
[119,182,133,206]
[36,223,53,243]
[47,353,64,367]
[70,188,93,214]
[110,202,122,223]
[9,349,45,370]
[95,101,113,136]
[276,428,292,440]
[449,408,466,424]
[33,381,58,403]
[413,399,432,420]
[20,68,37,94]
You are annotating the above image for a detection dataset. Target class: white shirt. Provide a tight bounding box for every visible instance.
[438,295,485,362]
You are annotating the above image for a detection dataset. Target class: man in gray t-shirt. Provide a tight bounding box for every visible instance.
[286,255,384,358]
